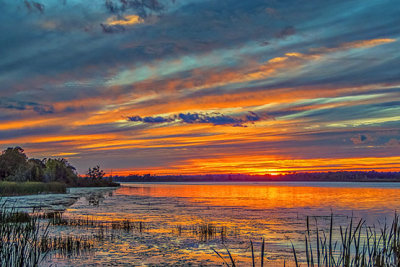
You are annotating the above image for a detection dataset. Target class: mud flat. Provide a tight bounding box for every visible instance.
[0,187,117,213]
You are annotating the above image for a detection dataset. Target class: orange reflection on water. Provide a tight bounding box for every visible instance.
[117,183,400,212]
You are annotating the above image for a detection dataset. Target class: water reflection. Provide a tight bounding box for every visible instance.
[118,182,400,219]
[52,182,400,266]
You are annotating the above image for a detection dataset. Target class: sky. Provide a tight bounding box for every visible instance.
[1,0,400,175]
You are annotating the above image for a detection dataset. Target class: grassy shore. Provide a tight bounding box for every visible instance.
[0,181,67,196]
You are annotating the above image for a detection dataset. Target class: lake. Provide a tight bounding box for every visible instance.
[44,182,400,266]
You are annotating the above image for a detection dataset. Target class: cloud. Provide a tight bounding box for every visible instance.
[127,111,271,127]
[350,134,375,145]
[32,1,45,13]
[104,0,164,17]
[24,1,44,13]
[310,39,396,54]
[101,14,144,33]
[275,26,296,39]
[128,115,174,123]
[178,113,242,126]
[1,0,400,174]
[385,138,400,148]
[0,99,54,115]
[100,23,126,33]
[105,14,143,26]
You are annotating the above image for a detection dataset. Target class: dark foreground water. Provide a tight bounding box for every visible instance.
[43,182,400,266]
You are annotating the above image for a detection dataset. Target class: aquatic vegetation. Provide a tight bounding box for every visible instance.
[0,205,98,265]
[292,214,400,267]
[194,223,228,242]
[212,238,266,267]
[173,222,233,242]
[213,215,400,266]
[0,209,47,266]
[7,183,400,266]
[40,235,94,258]
[46,211,148,233]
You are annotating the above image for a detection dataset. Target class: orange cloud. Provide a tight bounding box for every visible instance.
[117,155,400,175]
[106,15,143,26]
[311,38,396,53]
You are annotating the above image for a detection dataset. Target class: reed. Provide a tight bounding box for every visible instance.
[0,205,97,265]
[212,238,265,267]
[292,214,400,267]
[0,205,49,266]
[174,222,229,242]
[0,181,66,196]
[40,235,93,258]
[214,215,400,266]
[46,212,148,233]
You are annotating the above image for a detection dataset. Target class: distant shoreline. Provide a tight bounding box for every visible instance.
[113,171,400,183]
[115,178,400,183]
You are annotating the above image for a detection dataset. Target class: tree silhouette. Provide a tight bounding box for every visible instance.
[0,147,28,180]
[86,165,105,181]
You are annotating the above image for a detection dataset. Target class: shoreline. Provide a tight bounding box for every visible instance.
[115,178,400,183]
[119,180,400,189]
[0,187,118,213]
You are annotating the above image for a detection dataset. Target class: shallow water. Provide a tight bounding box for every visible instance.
[44,182,400,266]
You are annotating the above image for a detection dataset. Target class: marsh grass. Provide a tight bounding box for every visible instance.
[173,222,233,242]
[214,215,400,266]
[212,238,266,267]
[0,181,66,196]
[0,204,99,265]
[40,235,94,258]
[0,204,50,266]
[194,223,227,242]
[292,214,400,267]
[45,211,148,233]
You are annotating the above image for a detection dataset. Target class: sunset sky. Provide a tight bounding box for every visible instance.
[1,0,399,175]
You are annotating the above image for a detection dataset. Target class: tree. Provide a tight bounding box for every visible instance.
[43,158,78,185]
[0,147,28,180]
[26,158,46,181]
[86,165,105,181]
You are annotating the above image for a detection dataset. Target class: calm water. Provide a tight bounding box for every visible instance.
[45,182,400,266]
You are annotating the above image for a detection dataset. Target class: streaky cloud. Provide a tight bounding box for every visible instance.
[127,111,272,127]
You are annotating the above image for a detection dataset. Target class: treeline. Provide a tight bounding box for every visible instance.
[0,147,118,187]
[114,171,400,183]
